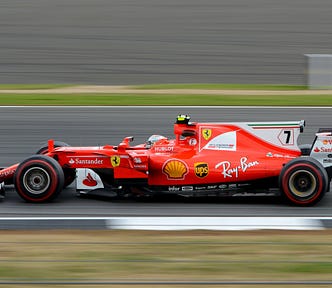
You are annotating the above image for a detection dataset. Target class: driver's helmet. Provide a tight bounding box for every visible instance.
[146,134,167,148]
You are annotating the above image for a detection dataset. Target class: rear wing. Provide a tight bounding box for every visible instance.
[310,129,332,171]
[238,120,305,151]
[196,120,305,153]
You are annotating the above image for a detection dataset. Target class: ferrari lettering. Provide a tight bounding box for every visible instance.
[215,157,259,178]
[266,152,295,159]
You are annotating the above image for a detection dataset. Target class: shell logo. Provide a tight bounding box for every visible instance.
[322,139,332,145]
[162,159,188,180]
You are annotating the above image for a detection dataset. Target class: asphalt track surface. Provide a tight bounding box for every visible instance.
[0,106,332,218]
[1,0,332,85]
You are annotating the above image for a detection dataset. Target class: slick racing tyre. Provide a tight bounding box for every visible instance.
[14,155,64,203]
[279,157,329,206]
[36,141,76,188]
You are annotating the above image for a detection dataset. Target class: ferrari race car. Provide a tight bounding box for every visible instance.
[0,115,332,206]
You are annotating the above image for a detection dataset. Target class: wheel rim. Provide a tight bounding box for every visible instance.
[23,167,51,195]
[288,169,316,198]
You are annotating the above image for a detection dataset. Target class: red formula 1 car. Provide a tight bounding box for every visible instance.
[0,115,332,206]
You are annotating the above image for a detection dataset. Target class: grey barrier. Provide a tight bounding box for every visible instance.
[306,54,332,89]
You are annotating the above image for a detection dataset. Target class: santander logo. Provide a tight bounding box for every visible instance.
[314,147,320,152]
[82,173,98,187]
[313,146,332,153]
[313,137,332,153]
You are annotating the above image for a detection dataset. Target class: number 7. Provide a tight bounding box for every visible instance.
[284,130,291,144]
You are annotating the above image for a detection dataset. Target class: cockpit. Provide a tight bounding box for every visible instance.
[145,134,168,149]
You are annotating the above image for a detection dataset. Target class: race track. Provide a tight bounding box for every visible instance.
[1,106,332,217]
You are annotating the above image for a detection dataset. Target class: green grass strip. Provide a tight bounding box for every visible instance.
[0,93,331,106]
[0,230,332,281]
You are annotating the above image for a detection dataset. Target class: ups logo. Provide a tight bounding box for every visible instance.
[194,162,209,178]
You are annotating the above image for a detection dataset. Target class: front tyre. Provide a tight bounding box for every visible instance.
[279,157,329,206]
[36,141,76,188]
[14,155,64,203]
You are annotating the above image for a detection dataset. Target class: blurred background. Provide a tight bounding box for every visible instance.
[1,1,332,285]
[1,0,332,85]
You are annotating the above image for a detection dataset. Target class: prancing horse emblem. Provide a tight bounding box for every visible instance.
[202,129,212,140]
[111,156,121,167]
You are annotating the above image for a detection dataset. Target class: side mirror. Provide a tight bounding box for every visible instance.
[122,136,134,144]
[118,136,134,151]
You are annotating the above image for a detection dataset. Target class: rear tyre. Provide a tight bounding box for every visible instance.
[279,157,329,206]
[36,141,76,187]
[14,155,64,203]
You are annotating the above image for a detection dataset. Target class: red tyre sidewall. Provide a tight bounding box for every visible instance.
[15,159,59,203]
[36,142,75,188]
[282,162,324,205]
